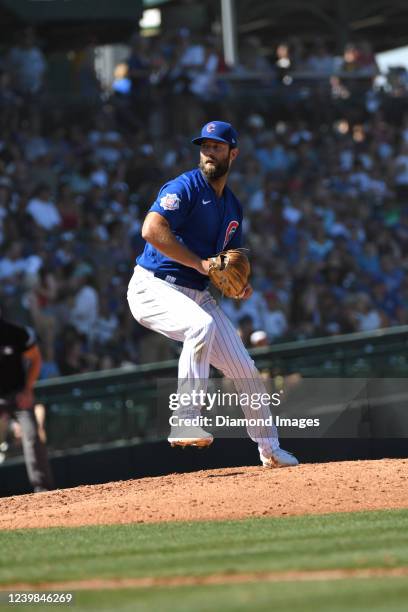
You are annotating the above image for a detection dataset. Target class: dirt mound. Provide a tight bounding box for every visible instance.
[0,459,407,530]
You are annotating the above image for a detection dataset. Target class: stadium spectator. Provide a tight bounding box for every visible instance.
[261,291,289,341]
[348,293,386,332]
[74,39,101,98]
[275,42,291,80]
[69,269,99,338]
[0,241,27,281]
[306,43,336,76]
[7,27,47,96]
[58,334,89,376]
[0,29,408,377]
[394,142,408,201]
[237,315,255,348]
[26,184,61,231]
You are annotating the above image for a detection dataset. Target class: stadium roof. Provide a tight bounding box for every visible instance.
[0,0,143,50]
[235,0,408,53]
[0,0,406,54]
[150,0,408,54]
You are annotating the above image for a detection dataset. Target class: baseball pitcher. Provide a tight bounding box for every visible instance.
[127,120,298,468]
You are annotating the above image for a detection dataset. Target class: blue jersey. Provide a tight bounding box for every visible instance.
[137,168,243,290]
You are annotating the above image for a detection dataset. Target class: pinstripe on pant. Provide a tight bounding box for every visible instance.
[127,265,280,456]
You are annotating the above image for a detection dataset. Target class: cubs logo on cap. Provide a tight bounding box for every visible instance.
[192,121,238,148]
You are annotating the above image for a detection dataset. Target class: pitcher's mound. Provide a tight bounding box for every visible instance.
[0,459,407,530]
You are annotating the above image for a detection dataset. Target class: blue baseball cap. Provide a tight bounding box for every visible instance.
[192,121,238,148]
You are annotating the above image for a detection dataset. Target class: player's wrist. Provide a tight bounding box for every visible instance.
[195,259,210,276]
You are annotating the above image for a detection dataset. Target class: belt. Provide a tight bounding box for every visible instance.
[136,265,207,291]
[153,270,184,286]
[153,271,208,291]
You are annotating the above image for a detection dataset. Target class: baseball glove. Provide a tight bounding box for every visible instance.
[208,249,250,298]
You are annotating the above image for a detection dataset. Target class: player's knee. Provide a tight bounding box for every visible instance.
[201,313,216,337]
[188,314,215,361]
[190,313,215,339]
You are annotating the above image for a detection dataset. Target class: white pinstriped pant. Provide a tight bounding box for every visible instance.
[127,265,279,456]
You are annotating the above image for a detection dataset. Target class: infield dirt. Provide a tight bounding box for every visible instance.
[0,458,407,530]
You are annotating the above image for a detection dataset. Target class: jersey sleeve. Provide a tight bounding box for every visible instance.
[149,179,192,231]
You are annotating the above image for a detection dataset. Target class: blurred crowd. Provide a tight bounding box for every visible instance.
[1,27,408,378]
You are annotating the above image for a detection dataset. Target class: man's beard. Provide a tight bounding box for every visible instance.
[199,157,230,180]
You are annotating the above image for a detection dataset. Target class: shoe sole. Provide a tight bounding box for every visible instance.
[169,437,213,448]
[262,459,299,468]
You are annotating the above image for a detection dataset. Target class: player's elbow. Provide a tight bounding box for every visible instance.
[142,213,168,243]
[141,220,153,242]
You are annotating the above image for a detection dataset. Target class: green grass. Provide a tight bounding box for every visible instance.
[63,578,408,612]
[2,580,408,612]
[0,509,407,612]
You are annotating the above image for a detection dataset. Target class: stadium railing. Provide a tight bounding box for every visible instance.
[32,325,408,451]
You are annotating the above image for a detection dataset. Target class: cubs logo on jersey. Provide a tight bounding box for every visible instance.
[223,220,239,248]
[160,193,180,211]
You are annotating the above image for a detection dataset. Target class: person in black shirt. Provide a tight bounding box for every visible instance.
[0,309,54,492]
